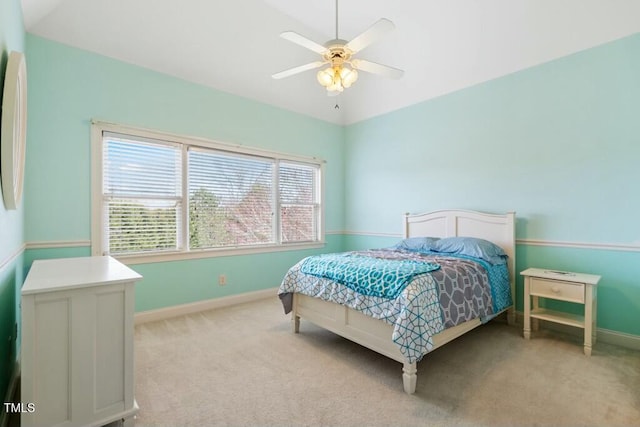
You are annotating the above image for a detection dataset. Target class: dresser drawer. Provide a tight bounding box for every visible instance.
[529,278,585,303]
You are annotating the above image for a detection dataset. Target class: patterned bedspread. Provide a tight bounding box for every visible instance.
[278,249,511,363]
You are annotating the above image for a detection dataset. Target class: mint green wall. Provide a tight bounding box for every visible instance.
[24,35,345,311]
[344,34,640,336]
[0,0,25,408]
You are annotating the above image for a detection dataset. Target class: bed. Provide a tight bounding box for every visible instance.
[278,209,516,394]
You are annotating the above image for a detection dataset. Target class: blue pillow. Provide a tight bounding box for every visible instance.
[393,237,440,253]
[433,237,507,265]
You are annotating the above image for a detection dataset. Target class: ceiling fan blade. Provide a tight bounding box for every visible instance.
[345,18,395,53]
[272,61,325,79]
[351,59,404,79]
[280,31,327,55]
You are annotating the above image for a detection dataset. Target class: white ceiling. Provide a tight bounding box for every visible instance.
[21,0,640,125]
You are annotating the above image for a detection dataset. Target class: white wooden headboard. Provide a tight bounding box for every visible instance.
[404,209,516,321]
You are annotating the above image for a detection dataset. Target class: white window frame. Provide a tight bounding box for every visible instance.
[91,120,325,264]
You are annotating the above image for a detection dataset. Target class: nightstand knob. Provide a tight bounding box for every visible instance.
[551,286,561,293]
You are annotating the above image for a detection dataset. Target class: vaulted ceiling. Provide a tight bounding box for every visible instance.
[21,0,640,124]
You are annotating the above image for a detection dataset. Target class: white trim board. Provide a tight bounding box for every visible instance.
[339,232,640,253]
[0,244,25,272]
[25,240,91,249]
[518,238,640,252]
[19,236,640,255]
[134,287,279,325]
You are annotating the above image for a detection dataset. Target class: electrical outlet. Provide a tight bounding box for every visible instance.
[218,274,227,286]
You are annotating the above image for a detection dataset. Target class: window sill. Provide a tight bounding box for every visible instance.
[110,241,326,265]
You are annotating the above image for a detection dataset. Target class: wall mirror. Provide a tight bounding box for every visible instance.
[1,50,27,210]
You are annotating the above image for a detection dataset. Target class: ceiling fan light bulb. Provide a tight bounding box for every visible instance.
[327,81,343,93]
[342,68,358,88]
[317,68,334,87]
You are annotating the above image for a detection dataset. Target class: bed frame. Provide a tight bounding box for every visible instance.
[289,209,516,394]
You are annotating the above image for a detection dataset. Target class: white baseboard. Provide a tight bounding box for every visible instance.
[134,287,279,325]
[514,311,640,351]
[0,360,20,427]
[595,327,640,351]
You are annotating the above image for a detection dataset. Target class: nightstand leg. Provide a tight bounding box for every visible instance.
[532,295,540,332]
[523,277,531,339]
[592,286,598,344]
[584,284,593,356]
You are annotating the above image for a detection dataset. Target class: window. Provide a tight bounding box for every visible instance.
[188,148,275,249]
[92,122,323,261]
[103,135,182,254]
[279,162,319,243]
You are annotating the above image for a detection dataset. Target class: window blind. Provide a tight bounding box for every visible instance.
[279,162,318,243]
[188,148,275,249]
[103,134,182,254]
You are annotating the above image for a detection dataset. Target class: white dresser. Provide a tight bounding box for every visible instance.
[21,256,142,427]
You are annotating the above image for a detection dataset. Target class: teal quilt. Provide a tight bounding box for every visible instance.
[300,252,440,299]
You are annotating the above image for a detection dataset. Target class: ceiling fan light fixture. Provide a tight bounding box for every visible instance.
[317,64,357,93]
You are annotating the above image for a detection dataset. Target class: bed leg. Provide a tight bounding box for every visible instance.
[292,314,300,333]
[402,361,417,394]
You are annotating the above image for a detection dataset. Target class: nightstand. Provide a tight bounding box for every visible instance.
[521,268,600,356]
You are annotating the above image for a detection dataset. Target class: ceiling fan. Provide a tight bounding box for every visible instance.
[272,0,404,94]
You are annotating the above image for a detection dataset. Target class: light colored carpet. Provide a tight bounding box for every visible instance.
[134,297,640,427]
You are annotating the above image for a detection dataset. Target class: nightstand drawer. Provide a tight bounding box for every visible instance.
[530,278,585,303]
